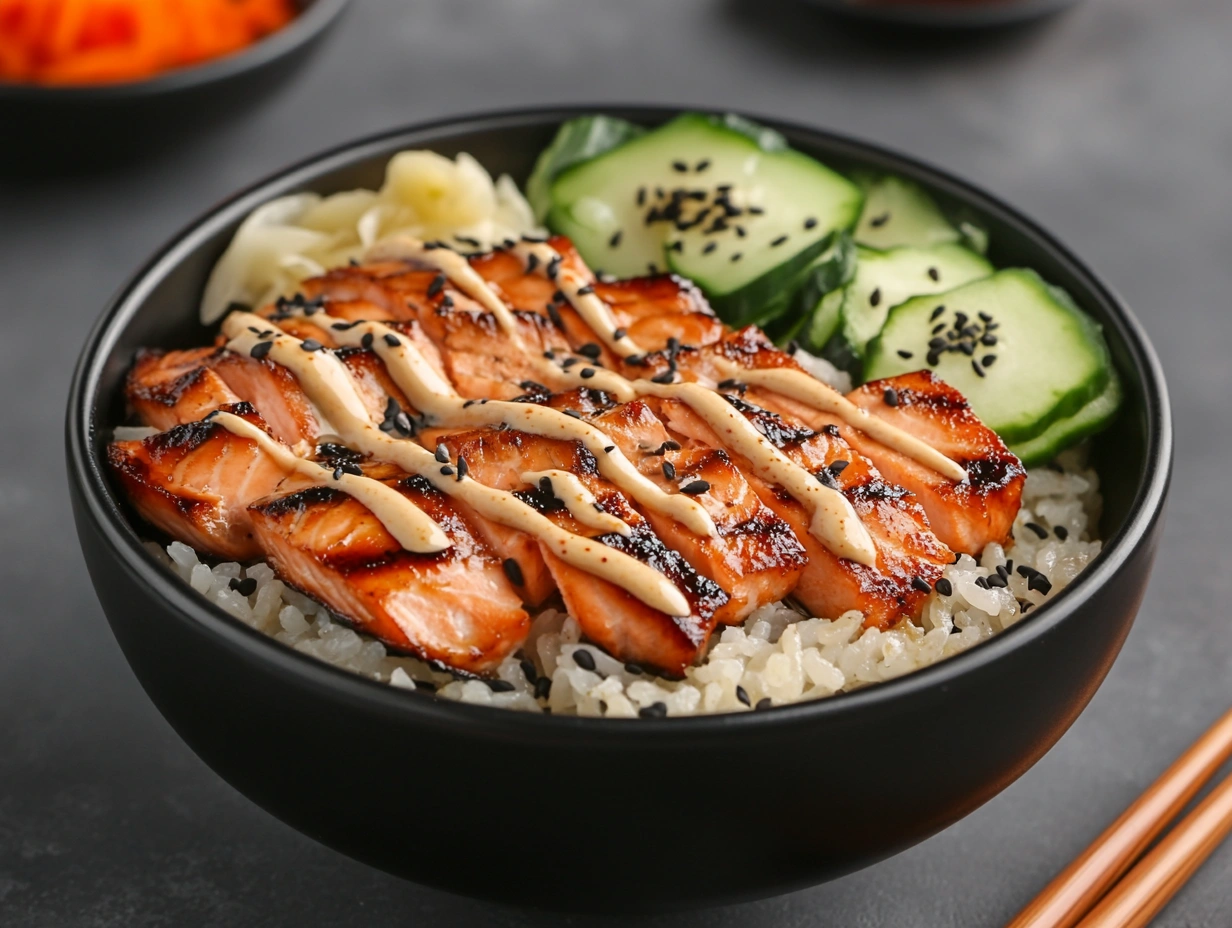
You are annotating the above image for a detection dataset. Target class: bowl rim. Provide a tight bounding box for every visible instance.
[66,104,1172,741]
[0,0,350,100]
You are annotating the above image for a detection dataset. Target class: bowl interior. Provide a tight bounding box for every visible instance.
[74,107,1169,720]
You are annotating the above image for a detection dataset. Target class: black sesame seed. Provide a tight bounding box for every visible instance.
[525,253,539,274]
[755,697,773,711]
[502,558,524,587]
[580,368,596,379]
[636,186,647,206]
[911,576,932,594]
[639,702,668,719]
[434,446,449,463]
[1025,522,1049,539]
[1016,565,1039,579]
[1028,574,1053,595]
[427,273,447,297]
[735,685,751,707]
[651,370,676,384]
[897,350,914,360]
[608,230,623,248]
[883,387,899,407]
[573,649,597,671]
[519,380,548,393]
[603,445,615,453]
[972,359,985,378]
[671,160,688,173]
[382,333,400,348]
[926,352,940,367]
[1054,525,1069,541]
[702,242,717,255]
[930,305,946,321]
[959,342,975,357]
[300,339,322,353]
[869,212,891,228]
[978,312,994,323]
[487,679,515,693]
[578,342,601,359]
[576,284,595,296]
[332,467,344,480]
[534,677,552,700]
[869,288,882,307]
[662,461,676,480]
[229,577,258,597]
[932,323,946,336]
[747,205,765,216]
[455,456,468,480]
[803,217,818,230]
[975,576,990,589]
[735,226,747,238]
[927,267,940,282]
[546,303,564,328]
[986,572,1009,589]
[981,334,998,347]
[249,341,273,360]
[612,328,627,341]
[680,479,710,495]
[563,409,583,419]
[829,460,850,475]
[935,577,953,597]
[625,662,644,675]
[770,234,788,247]
[730,252,742,263]
[695,159,711,172]
[439,466,454,476]
[546,256,561,279]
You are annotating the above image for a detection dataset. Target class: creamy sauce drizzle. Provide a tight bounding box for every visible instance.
[636,380,878,566]
[328,315,716,538]
[223,312,690,617]
[520,470,630,536]
[208,410,451,554]
[266,236,964,571]
[719,363,969,483]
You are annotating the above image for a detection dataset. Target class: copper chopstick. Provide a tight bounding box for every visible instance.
[1004,706,1232,928]
[1075,770,1232,928]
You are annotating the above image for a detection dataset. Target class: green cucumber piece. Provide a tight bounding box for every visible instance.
[545,113,863,326]
[1009,374,1122,467]
[853,173,986,253]
[774,232,857,348]
[526,116,646,222]
[804,289,845,351]
[839,243,992,358]
[864,269,1112,444]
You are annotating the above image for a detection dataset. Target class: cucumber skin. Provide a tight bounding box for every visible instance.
[865,269,1113,444]
[765,233,856,346]
[526,116,646,222]
[852,171,989,254]
[1009,372,1122,467]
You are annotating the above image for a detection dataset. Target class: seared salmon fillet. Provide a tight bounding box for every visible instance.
[433,425,727,675]
[108,403,307,561]
[653,393,952,629]
[127,346,241,432]
[843,371,1026,554]
[111,230,1026,681]
[249,476,530,675]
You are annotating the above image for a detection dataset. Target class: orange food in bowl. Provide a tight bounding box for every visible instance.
[0,0,298,85]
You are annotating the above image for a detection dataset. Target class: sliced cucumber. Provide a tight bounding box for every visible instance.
[544,113,863,326]
[853,173,986,253]
[839,243,992,358]
[804,289,845,351]
[775,232,857,347]
[864,269,1112,444]
[1009,374,1122,467]
[526,116,646,222]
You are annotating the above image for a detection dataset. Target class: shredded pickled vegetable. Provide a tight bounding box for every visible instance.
[0,0,298,85]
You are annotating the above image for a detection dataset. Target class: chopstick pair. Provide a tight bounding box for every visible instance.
[1006,706,1232,928]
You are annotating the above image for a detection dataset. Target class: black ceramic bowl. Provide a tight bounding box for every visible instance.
[67,107,1171,912]
[0,0,349,173]
[804,0,1082,28]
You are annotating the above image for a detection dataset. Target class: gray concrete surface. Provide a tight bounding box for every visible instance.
[2,0,1230,924]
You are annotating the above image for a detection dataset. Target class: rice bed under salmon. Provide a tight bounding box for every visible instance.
[149,449,1101,717]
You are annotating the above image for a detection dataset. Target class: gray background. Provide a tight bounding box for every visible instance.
[2,0,1230,924]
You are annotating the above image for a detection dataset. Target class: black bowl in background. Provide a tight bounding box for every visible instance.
[804,0,1082,28]
[66,107,1171,912]
[0,0,350,174]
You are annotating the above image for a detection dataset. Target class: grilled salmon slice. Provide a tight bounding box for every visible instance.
[108,403,308,561]
[434,425,726,676]
[126,346,242,432]
[591,399,808,624]
[248,476,530,675]
[651,394,952,629]
[843,371,1026,554]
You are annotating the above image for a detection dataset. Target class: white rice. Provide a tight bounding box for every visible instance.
[151,448,1102,718]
